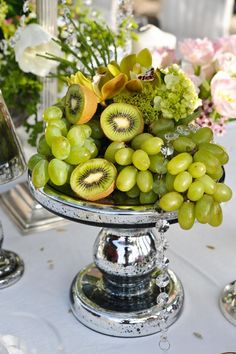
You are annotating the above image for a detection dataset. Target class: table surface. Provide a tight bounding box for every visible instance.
[0,125,236,354]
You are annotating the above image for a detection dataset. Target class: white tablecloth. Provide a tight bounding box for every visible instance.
[0,126,236,354]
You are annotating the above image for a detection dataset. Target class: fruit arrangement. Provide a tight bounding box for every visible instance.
[28,48,232,230]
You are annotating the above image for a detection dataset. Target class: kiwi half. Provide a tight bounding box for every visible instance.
[100,103,144,142]
[65,84,97,124]
[70,158,117,201]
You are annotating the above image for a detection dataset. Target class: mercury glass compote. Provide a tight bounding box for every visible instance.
[0,90,25,288]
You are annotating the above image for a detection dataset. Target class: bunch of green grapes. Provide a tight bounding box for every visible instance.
[28,106,98,188]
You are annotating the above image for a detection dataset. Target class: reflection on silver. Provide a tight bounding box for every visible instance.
[219,280,236,326]
[29,177,184,337]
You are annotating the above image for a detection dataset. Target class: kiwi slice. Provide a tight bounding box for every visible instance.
[70,158,117,201]
[65,84,97,124]
[100,103,144,142]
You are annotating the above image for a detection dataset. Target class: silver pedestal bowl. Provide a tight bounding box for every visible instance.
[28,178,184,337]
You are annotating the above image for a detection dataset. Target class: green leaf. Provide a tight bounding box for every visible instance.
[136,48,152,68]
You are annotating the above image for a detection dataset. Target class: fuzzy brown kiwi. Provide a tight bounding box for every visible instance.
[65,84,97,124]
[70,158,117,201]
[100,103,144,142]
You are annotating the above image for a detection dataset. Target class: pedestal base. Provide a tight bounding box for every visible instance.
[0,250,24,289]
[70,264,184,337]
[219,281,236,326]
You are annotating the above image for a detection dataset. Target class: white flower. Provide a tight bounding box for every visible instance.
[14,23,63,77]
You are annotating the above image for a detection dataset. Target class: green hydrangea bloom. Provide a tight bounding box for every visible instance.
[154,64,200,121]
[113,82,158,123]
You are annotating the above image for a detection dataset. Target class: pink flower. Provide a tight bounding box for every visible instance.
[214,52,236,74]
[214,35,236,55]
[211,71,236,118]
[151,48,176,68]
[179,38,215,65]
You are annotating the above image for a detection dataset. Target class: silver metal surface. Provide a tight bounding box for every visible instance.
[219,280,236,326]
[0,250,24,289]
[0,183,68,235]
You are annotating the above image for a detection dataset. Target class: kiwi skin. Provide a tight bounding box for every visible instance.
[70,158,117,201]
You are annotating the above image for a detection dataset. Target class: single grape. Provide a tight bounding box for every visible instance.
[84,138,98,158]
[139,190,158,204]
[165,172,175,191]
[81,124,92,138]
[191,127,213,145]
[45,125,62,147]
[213,183,232,202]
[65,145,91,165]
[131,133,153,150]
[136,170,153,193]
[141,137,164,155]
[178,201,195,230]
[195,194,214,224]
[153,176,168,196]
[87,118,104,139]
[116,166,138,192]
[48,118,70,136]
[188,162,206,178]
[167,152,193,175]
[126,185,140,198]
[32,160,49,188]
[43,106,63,121]
[37,135,51,157]
[193,149,221,175]
[208,201,223,227]
[198,142,229,165]
[149,154,168,174]
[67,126,86,147]
[51,136,71,160]
[150,118,175,136]
[173,136,196,153]
[207,166,224,181]
[115,147,134,166]
[28,154,45,171]
[104,141,126,163]
[187,180,205,201]
[48,159,69,186]
[159,191,184,211]
[197,175,216,195]
[132,149,150,171]
[174,171,192,192]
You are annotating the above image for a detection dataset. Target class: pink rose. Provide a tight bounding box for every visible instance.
[179,38,215,65]
[211,71,236,118]
[214,35,236,55]
[151,48,176,68]
[214,52,236,74]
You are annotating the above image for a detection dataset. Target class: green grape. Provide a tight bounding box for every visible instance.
[165,172,175,191]
[51,136,71,160]
[193,149,221,175]
[198,142,229,165]
[48,159,69,186]
[140,137,164,155]
[43,106,63,122]
[150,118,175,136]
[136,170,153,193]
[32,160,49,188]
[115,147,134,166]
[153,176,168,196]
[167,152,193,175]
[159,191,184,211]
[191,127,213,145]
[37,135,51,157]
[84,139,98,158]
[213,183,232,202]
[208,201,223,227]
[188,162,206,178]
[178,201,195,230]
[104,141,126,163]
[174,171,192,192]
[139,190,158,204]
[132,149,150,171]
[87,118,104,139]
[66,164,74,183]
[116,166,138,192]
[207,166,224,181]
[45,125,62,147]
[131,133,153,150]
[126,185,140,198]
[48,118,70,136]
[28,154,45,171]
[173,136,196,153]
[67,126,86,147]
[149,154,168,174]
[195,194,214,224]
[81,124,92,138]
[187,180,205,201]
[65,145,91,165]
[197,175,216,195]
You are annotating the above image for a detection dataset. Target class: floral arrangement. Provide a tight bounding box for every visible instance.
[29,46,232,230]
[151,36,236,135]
